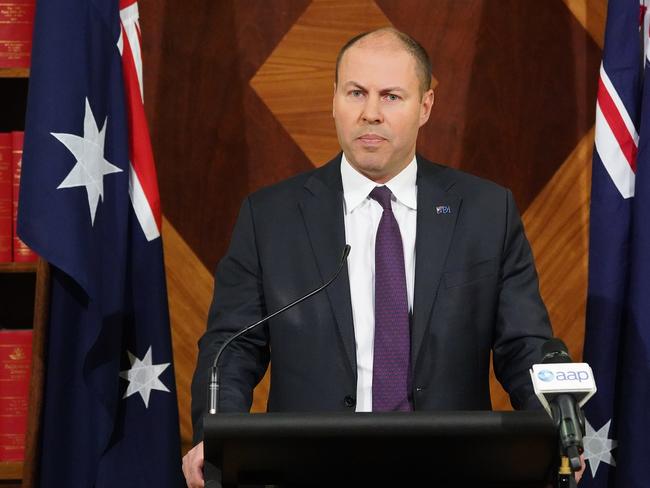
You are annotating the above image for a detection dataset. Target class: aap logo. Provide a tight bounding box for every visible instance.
[537,370,555,382]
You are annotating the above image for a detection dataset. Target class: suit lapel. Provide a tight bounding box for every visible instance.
[299,156,357,376]
[412,160,462,368]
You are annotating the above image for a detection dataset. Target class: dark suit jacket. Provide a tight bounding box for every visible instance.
[191,155,552,443]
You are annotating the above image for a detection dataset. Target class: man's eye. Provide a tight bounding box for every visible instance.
[385,94,399,101]
[350,90,363,97]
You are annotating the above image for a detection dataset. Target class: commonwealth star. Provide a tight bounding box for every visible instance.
[53,98,122,224]
[119,346,171,408]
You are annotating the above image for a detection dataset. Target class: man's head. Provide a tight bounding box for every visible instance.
[333,28,434,183]
[335,28,432,96]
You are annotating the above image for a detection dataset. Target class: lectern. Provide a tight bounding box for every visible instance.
[204,411,557,487]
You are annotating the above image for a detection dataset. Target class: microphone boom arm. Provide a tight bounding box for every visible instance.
[208,245,351,414]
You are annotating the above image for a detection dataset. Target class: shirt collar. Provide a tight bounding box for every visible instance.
[341,153,418,213]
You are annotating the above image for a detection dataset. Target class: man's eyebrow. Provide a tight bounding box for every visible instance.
[343,81,367,90]
[342,81,407,93]
[380,87,406,93]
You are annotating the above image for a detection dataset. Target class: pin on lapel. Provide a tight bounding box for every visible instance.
[436,205,451,215]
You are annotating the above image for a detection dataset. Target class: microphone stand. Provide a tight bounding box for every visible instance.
[557,456,576,488]
[554,397,584,488]
[208,245,351,414]
[541,340,584,488]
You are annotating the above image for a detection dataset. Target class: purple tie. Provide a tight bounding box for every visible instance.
[369,186,413,412]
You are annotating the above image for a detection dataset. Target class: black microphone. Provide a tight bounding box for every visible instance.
[207,244,352,415]
[541,338,585,472]
[542,338,572,364]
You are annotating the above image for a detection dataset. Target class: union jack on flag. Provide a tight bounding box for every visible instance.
[18,0,183,485]
[583,0,650,486]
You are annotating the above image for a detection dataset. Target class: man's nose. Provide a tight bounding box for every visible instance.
[361,96,383,124]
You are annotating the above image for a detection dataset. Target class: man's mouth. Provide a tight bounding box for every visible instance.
[357,133,387,144]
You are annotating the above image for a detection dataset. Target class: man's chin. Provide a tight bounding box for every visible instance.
[347,151,385,170]
[350,159,385,173]
[350,161,393,183]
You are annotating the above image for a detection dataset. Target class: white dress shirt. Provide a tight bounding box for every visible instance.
[340,153,417,412]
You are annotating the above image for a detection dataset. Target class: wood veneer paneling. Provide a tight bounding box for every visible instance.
[162,217,210,451]
[162,217,269,451]
[489,127,595,410]
[141,0,313,270]
[139,0,605,432]
[523,129,593,361]
[250,0,392,165]
[378,0,601,213]
[563,0,607,47]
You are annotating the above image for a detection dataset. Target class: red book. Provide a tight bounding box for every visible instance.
[12,131,36,262]
[0,133,11,262]
[0,329,32,461]
[0,0,35,69]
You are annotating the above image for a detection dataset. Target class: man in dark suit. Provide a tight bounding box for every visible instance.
[183,27,552,487]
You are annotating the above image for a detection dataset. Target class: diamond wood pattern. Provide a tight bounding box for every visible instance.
[162,217,269,454]
[489,128,595,409]
[488,0,605,409]
[525,129,593,359]
[250,0,392,166]
[140,0,606,444]
[562,0,607,47]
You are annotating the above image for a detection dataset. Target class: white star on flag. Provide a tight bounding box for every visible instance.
[53,98,123,225]
[584,418,618,478]
[119,346,171,408]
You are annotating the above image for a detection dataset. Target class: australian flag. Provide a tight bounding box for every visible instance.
[17,0,183,486]
[583,0,650,486]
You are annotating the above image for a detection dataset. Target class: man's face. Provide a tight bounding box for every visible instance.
[333,39,434,183]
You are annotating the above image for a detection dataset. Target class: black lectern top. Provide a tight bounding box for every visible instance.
[204,411,556,488]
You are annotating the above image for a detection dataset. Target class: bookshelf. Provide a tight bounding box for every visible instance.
[1,3,40,485]
[0,259,48,488]
[0,262,36,273]
[0,69,29,79]
[0,65,45,488]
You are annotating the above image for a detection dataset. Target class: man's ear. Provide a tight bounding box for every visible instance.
[419,88,434,127]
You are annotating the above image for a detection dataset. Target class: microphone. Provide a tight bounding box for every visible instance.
[207,244,352,415]
[541,338,572,364]
[530,338,596,472]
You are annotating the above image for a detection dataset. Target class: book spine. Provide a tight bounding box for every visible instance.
[12,131,36,262]
[0,329,32,461]
[0,133,11,262]
[0,1,35,69]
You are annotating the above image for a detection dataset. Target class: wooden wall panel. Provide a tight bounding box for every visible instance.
[489,0,605,409]
[162,217,269,452]
[161,217,211,452]
[524,130,593,360]
[140,0,313,270]
[563,0,607,47]
[250,0,391,165]
[489,128,594,410]
[378,0,601,212]
[139,0,605,437]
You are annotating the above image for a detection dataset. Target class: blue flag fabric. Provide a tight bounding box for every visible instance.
[17,0,183,486]
[583,0,650,486]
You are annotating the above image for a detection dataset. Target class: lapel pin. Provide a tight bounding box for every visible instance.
[436,205,451,215]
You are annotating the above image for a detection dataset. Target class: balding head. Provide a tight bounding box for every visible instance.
[335,28,432,96]
[332,26,435,183]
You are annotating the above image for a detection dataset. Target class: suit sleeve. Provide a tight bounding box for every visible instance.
[493,189,553,410]
[190,196,270,444]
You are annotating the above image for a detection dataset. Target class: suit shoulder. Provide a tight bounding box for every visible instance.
[246,155,341,209]
[247,166,320,206]
[421,160,509,199]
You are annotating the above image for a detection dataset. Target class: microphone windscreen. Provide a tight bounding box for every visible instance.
[541,338,572,363]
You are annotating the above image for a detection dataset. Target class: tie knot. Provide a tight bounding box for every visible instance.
[369,186,393,210]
